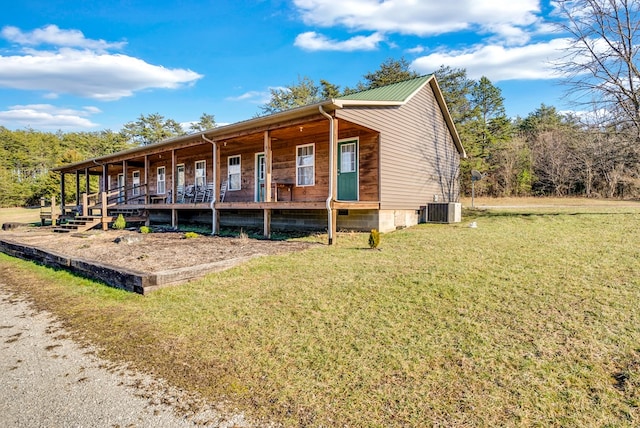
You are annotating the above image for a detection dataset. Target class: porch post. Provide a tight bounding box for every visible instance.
[102,163,108,215]
[60,173,66,215]
[144,155,149,205]
[85,167,90,195]
[51,195,59,225]
[122,160,128,204]
[331,118,339,242]
[101,191,108,230]
[82,193,88,217]
[171,149,176,202]
[212,140,219,234]
[264,131,272,202]
[75,171,80,207]
[171,149,176,227]
[263,130,272,238]
[102,164,108,192]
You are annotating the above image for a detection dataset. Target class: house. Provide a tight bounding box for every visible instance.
[51,74,466,244]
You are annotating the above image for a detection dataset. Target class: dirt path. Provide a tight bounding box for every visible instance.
[0,287,253,428]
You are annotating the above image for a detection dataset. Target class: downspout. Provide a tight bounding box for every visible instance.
[319,105,335,245]
[201,135,217,235]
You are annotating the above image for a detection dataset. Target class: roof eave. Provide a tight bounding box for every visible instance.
[428,76,467,158]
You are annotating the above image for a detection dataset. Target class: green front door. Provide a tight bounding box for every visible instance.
[337,140,358,201]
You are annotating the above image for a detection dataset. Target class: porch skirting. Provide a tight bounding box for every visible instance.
[146,208,421,233]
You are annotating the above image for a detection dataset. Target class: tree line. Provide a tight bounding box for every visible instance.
[0,114,216,207]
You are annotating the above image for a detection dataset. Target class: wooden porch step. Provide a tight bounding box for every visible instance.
[53,216,104,233]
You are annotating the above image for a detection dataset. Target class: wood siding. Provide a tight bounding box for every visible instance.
[336,84,460,210]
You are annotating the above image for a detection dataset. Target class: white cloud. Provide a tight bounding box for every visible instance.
[0,25,203,101]
[406,45,425,54]
[294,31,384,51]
[0,104,101,130]
[226,90,277,104]
[293,0,543,45]
[412,38,572,81]
[2,25,126,51]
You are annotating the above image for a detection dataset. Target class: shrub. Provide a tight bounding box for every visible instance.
[139,226,152,234]
[238,228,249,242]
[112,214,126,230]
[368,229,380,249]
[184,231,199,239]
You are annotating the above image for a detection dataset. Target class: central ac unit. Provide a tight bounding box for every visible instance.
[426,202,461,223]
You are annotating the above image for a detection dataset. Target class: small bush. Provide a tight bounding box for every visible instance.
[238,228,249,242]
[184,231,199,239]
[112,214,126,230]
[368,229,380,249]
[139,226,152,234]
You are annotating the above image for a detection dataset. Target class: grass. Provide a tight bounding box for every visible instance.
[0,206,41,225]
[2,199,640,426]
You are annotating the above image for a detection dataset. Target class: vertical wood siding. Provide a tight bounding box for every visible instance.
[336,85,460,209]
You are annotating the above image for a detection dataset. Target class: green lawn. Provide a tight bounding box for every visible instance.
[0,206,41,225]
[2,202,640,426]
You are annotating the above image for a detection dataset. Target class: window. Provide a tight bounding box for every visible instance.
[258,155,265,181]
[296,144,314,186]
[132,171,140,196]
[228,155,241,191]
[195,160,206,188]
[157,166,166,194]
[340,143,356,173]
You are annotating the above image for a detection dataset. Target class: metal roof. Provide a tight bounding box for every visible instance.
[336,75,432,103]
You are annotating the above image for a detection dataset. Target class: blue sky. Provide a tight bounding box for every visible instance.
[0,0,572,132]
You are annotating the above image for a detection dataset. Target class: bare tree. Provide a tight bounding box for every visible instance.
[555,0,640,137]
[531,129,580,196]
[491,136,534,196]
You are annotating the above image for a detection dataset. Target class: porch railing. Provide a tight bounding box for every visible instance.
[104,183,148,206]
[39,196,77,225]
[39,196,59,225]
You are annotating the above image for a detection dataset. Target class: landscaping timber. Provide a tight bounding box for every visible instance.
[0,238,253,294]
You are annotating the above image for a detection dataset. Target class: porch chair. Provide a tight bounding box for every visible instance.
[204,182,215,202]
[176,185,185,203]
[183,184,195,203]
[194,185,207,203]
[219,180,228,202]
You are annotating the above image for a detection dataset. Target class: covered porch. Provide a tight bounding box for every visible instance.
[51,106,382,243]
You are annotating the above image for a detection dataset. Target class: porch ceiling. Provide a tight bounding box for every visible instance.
[53,114,373,174]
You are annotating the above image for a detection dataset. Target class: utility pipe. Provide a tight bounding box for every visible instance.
[201,134,218,235]
[319,105,335,245]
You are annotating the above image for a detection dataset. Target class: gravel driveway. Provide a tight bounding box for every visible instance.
[0,288,252,428]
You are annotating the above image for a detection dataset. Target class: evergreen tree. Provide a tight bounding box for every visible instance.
[122,113,186,145]
[189,113,216,133]
[259,76,320,115]
[361,57,418,89]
